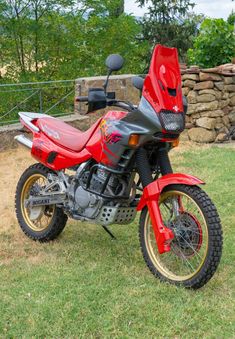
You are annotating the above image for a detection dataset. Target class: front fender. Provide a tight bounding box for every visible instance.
[137,173,204,211]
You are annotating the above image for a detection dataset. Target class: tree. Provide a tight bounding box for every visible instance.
[0,0,76,79]
[137,0,196,62]
[227,10,235,26]
[0,0,146,81]
[109,0,124,18]
[187,18,235,68]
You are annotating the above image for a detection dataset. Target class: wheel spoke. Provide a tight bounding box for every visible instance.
[145,188,209,281]
[21,173,55,232]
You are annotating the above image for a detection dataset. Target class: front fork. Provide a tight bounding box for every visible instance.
[136,147,174,254]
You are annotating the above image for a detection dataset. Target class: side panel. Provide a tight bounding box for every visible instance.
[86,110,132,167]
[31,132,92,170]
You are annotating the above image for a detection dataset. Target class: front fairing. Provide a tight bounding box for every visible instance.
[143,44,183,113]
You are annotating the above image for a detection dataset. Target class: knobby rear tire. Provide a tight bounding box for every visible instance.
[139,184,223,289]
[15,163,68,242]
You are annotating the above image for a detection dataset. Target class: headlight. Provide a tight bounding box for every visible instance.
[159,110,185,133]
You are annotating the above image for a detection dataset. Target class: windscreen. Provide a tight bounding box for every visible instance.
[142,44,183,114]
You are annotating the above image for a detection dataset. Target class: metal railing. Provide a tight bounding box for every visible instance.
[0,79,76,126]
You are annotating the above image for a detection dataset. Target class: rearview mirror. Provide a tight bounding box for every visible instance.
[132,76,144,91]
[105,54,124,72]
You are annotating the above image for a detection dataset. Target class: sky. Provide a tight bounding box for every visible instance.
[125,0,235,20]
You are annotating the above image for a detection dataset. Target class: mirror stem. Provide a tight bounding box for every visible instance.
[104,70,112,94]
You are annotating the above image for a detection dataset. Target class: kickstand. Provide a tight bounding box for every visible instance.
[102,225,117,240]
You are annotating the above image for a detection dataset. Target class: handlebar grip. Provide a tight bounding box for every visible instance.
[75,96,88,102]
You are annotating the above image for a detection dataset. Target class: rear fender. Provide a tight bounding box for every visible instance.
[137,173,205,211]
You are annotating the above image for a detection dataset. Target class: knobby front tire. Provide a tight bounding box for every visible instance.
[15,163,68,242]
[139,185,223,289]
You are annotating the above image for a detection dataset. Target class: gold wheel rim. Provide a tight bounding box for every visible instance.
[20,174,55,232]
[144,190,209,281]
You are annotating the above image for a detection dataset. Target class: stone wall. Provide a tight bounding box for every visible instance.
[181,71,235,143]
[75,70,235,143]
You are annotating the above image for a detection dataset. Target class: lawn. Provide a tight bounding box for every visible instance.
[0,145,234,338]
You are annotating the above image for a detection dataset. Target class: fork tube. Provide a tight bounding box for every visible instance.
[157,148,173,175]
[136,147,174,253]
[136,148,153,188]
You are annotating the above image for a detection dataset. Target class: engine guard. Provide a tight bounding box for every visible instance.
[137,173,205,254]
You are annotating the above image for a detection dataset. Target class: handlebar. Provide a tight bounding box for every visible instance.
[75,96,88,102]
[76,95,136,112]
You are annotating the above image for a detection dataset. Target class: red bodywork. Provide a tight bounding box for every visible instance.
[21,110,127,170]
[143,44,183,114]
[137,174,204,254]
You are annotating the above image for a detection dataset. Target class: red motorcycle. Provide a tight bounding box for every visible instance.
[15,45,222,288]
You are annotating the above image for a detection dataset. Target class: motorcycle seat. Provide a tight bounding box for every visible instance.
[37,117,102,152]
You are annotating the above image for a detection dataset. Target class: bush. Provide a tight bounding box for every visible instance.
[187,18,235,68]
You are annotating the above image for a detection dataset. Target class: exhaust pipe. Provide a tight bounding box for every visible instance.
[14,134,33,150]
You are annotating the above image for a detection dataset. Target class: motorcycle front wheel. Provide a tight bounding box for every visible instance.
[139,184,223,289]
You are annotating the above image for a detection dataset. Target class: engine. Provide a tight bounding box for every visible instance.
[66,164,132,221]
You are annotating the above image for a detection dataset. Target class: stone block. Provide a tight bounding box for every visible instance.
[182,87,190,96]
[187,90,198,104]
[199,72,222,81]
[196,101,218,112]
[197,94,215,103]
[196,117,216,130]
[184,80,196,89]
[198,89,221,100]
[219,99,230,109]
[188,128,216,143]
[215,133,227,142]
[214,82,224,91]
[223,76,235,85]
[201,110,224,118]
[221,92,229,100]
[228,110,235,124]
[182,74,199,81]
[230,95,235,106]
[194,81,214,90]
[222,115,230,127]
[180,130,189,141]
[225,84,235,92]
[187,104,197,115]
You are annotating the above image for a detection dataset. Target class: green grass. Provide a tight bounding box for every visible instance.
[1,146,235,338]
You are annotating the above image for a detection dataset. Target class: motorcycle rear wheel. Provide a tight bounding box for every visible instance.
[139,184,223,289]
[15,163,68,242]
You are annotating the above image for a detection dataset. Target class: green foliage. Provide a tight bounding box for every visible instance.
[227,10,235,26]
[187,18,235,68]
[137,0,198,63]
[0,0,146,82]
[0,0,147,123]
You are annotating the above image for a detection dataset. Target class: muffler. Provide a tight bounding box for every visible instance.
[14,134,33,150]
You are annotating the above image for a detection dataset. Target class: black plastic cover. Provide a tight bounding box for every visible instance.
[87,88,107,113]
